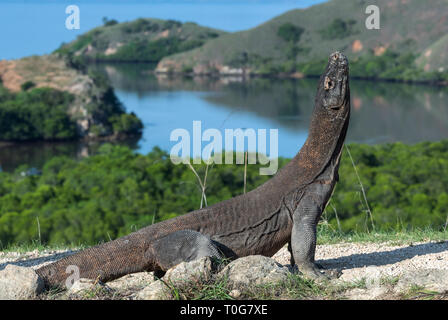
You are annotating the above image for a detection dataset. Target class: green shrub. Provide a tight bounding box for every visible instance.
[109,112,143,135]
[20,81,36,91]
[181,65,194,73]
[106,38,205,63]
[1,141,448,246]
[257,62,280,76]
[122,18,159,33]
[102,17,118,27]
[296,50,448,83]
[319,18,357,40]
[163,19,182,30]
[277,23,305,43]
[0,86,77,141]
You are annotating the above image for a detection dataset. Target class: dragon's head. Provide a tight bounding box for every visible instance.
[316,51,350,114]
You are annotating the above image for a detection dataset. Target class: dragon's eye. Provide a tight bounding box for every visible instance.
[324,76,334,90]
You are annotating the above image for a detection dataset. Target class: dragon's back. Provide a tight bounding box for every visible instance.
[145,158,303,257]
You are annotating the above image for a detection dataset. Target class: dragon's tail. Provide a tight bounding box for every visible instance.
[36,232,156,289]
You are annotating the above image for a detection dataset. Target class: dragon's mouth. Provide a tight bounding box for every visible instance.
[326,98,345,110]
[330,102,343,110]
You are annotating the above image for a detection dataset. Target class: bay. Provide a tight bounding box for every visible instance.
[1,62,447,172]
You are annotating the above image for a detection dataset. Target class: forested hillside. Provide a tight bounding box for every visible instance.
[0,55,142,141]
[156,0,448,83]
[56,18,226,64]
[1,141,447,247]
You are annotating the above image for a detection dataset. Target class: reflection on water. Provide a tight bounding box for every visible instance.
[99,63,448,152]
[0,138,140,173]
[1,62,448,171]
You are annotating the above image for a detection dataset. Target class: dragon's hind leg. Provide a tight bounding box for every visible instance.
[151,229,224,273]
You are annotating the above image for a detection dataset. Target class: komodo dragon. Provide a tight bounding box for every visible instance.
[36,51,351,289]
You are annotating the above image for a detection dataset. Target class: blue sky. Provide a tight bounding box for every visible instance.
[0,0,327,59]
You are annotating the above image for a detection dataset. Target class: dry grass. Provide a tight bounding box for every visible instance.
[0,54,89,94]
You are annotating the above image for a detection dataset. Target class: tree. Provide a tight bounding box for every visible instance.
[277,23,305,43]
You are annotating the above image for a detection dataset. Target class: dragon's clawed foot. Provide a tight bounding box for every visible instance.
[296,262,341,282]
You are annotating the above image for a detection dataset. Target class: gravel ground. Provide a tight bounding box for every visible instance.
[1,240,448,299]
[273,240,448,280]
[0,249,156,295]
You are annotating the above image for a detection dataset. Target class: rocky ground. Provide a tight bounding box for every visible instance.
[1,240,447,300]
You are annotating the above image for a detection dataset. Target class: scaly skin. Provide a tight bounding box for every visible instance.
[36,52,350,288]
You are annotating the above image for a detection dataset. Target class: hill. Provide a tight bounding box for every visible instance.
[156,0,448,83]
[416,33,448,73]
[56,18,226,64]
[0,54,142,141]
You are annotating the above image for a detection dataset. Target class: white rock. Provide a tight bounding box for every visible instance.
[0,265,44,300]
[219,255,290,289]
[107,272,157,291]
[338,265,387,288]
[135,280,171,300]
[229,289,242,299]
[135,257,214,300]
[164,256,214,286]
[395,269,448,293]
[67,278,107,295]
[345,286,388,300]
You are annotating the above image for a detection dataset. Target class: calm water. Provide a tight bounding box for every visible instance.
[1,62,448,172]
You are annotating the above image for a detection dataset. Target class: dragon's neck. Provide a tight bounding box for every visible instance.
[266,106,349,194]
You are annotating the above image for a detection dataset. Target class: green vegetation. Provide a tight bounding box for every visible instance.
[401,285,443,300]
[317,225,448,246]
[0,78,142,141]
[0,85,77,141]
[332,141,448,232]
[159,0,448,84]
[319,18,358,40]
[277,23,304,43]
[276,23,308,62]
[0,145,280,246]
[294,50,448,83]
[239,274,328,300]
[349,51,448,83]
[416,34,448,72]
[109,112,143,135]
[20,81,36,91]
[171,275,234,300]
[50,1,448,84]
[244,49,448,81]
[39,268,448,300]
[1,140,448,248]
[102,17,118,27]
[101,37,206,63]
[0,53,142,141]
[164,272,327,300]
[122,18,163,33]
[0,73,143,141]
[84,70,143,137]
[56,18,226,63]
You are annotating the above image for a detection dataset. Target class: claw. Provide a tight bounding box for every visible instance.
[297,262,329,281]
[296,262,340,282]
